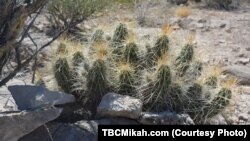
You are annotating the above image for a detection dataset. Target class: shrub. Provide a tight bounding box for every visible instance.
[47,0,108,33]
[204,0,234,10]
[175,6,192,18]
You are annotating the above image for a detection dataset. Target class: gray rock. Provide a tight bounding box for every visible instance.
[0,108,62,141]
[96,118,139,125]
[139,112,194,125]
[223,65,250,85]
[19,122,96,141]
[237,58,250,65]
[198,19,206,23]
[8,85,75,110]
[206,114,228,125]
[239,113,249,121]
[97,93,143,119]
[20,118,138,141]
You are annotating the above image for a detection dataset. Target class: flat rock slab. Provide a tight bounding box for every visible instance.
[20,118,138,141]
[8,85,75,110]
[139,112,194,125]
[223,65,250,85]
[97,93,143,119]
[0,108,62,141]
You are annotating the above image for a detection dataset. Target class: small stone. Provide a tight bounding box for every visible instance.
[198,19,206,23]
[232,47,240,52]
[237,53,245,57]
[97,93,143,119]
[220,24,226,28]
[237,58,250,65]
[239,114,249,121]
[246,48,250,51]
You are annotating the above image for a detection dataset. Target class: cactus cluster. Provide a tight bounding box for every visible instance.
[43,23,233,123]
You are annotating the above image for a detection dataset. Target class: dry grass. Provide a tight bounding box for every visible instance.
[175,6,192,18]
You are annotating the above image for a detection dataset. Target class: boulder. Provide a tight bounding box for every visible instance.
[0,108,62,141]
[97,93,143,119]
[222,65,250,85]
[20,118,138,141]
[139,112,194,125]
[8,85,75,110]
[19,122,96,141]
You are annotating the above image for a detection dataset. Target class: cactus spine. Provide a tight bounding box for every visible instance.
[123,42,139,65]
[54,58,71,93]
[117,63,136,96]
[91,29,104,43]
[175,44,194,76]
[112,23,128,55]
[152,35,169,59]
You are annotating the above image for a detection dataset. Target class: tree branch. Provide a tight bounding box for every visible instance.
[0,27,68,87]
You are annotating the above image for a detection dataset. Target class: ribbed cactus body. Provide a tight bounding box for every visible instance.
[118,69,136,96]
[86,59,108,112]
[56,43,68,54]
[153,35,169,59]
[124,42,139,65]
[91,29,104,43]
[205,76,217,88]
[175,44,194,76]
[54,58,71,93]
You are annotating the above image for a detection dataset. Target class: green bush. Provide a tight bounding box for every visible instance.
[47,0,108,33]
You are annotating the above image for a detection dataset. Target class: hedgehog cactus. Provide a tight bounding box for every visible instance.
[112,23,128,55]
[144,44,155,68]
[47,24,233,124]
[187,83,203,106]
[175,44,194,76]
[152,35,169,59]
[54,58,71,93]
[190,61,203,77]
[203,88,232,120]
[56,43,68,54]
[112,23,128,44]
[144,64,171,112]
[168,83,185,112]
[91,29,104,43]
[86,59,108,112]
[205,76,218,88]
[123,42,139,65]
[117,63,136,96]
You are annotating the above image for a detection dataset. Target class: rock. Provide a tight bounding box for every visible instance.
[206,114,228,125]
[139,112,194,125]
[96,118,139,125]
[198,19,206,23]
[223,65,250,85]
[8,85,75,110]
[246,48,250,51]
[19,122,96,141]
[220,23,226,28]
[97,93,143,119]
[239,113,249,121]
[0,108,62,141]
[20,118,138,141]
[237,58,250,65]
[237,53,245,57]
